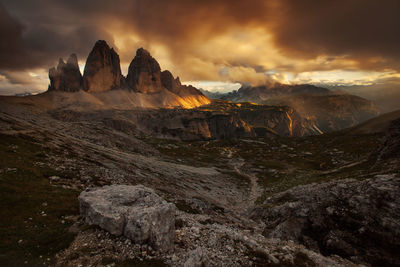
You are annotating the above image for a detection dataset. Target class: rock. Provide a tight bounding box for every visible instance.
[184,247,209,267]
[161,70,182,94]
[79,184,176,252]
[48,54,82,92]
[251,175,400,266]
[126,48,209,101]
[126,48,163,93]
[375,118,400,168]
[219,84,380,133]
[161,70,206,98]
[82,40,125,92]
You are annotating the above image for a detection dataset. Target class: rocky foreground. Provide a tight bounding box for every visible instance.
[0,91,399,266]
[251,174,400,266]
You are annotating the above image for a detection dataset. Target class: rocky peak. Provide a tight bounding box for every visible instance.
[48,54,82,92]
[67,53,79,67]
[82,40,124,92]
[161,70,181,94]
[126,48,163,93]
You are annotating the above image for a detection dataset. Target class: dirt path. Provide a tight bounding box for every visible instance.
[224,146,263,212]
[233,161,263,206]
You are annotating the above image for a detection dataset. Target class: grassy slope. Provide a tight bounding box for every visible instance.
[0,134,79,266]
[145,131,384,204]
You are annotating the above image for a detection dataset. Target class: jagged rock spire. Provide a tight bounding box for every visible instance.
[48,54,82,92]
[126,48,163,93]
[82,40,124,92]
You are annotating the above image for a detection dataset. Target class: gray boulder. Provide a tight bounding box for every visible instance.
[79,184,176,252]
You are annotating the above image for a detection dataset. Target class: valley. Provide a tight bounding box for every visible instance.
[0,40,399,266]
[0,94,398,266]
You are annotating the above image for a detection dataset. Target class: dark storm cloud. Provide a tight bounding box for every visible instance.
[0,1,114,70]
[271,0,400,70]
[1,0,400,73]
[0,3,29,69]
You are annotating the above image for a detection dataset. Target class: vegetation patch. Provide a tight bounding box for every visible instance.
[0,134,79,266]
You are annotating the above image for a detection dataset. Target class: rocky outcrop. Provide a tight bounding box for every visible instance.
[377,118,400,160]
[126,48,163,93]
[251,174,400,266]
[221,84,331,102]
[215,84,380,133]
[48,54,82,92]
[83,40,124,92]
[161,70,181,94]
[123,101,320,140]
[125,48,209,102]
[47,41,210,108]
[79,185,176,252]
[375,118,400,168]
[161,70,204,97]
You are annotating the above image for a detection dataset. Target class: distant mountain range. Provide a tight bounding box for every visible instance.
[202,84,380,133]
[0,40,383,139]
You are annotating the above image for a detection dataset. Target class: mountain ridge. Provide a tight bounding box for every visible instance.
[47,40,210,109]
[203,84,380,132]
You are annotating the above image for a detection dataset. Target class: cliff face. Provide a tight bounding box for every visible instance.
[126,48,163,93]
[47,41,210,109]
[115,100,318,140]
[216,84,380,133]
[83,40,124,92]
[48,54,82,92]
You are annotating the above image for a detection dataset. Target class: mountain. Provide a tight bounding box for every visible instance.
[1,86,399,265]
[83,40,124,92]
[221,83,330,102]
[46,40,210,109]
[345,109,400,135]
[48,54,82,92]
[211,84,380,133]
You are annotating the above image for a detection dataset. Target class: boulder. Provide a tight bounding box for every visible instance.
[79,184,176,252]
[82,40,124,92]
[48,54,82,92]
[251,174,400,266]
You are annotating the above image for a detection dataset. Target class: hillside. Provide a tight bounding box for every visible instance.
[207,84,380,133]
[0,95,399,266]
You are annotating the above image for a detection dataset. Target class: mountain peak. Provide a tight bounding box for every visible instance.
[49,54,82,92]
[67,53,79,67]
[136,47,151,57]
[126,47,162,93]
[82,40,124,92]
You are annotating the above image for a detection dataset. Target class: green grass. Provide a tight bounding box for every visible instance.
[0,134,79,266]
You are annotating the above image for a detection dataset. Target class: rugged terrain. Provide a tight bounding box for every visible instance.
[0,92,399,266]
[0,39,398,266]
[48,40,210,109]
[206,84,380,133]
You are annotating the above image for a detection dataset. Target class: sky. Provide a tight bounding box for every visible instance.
[1,0,400,96]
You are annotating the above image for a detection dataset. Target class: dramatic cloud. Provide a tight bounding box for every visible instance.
[270,0,400,70]
[0,0,399,94]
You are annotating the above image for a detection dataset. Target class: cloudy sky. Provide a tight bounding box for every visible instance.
[1,0,400,96]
